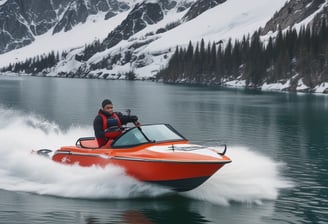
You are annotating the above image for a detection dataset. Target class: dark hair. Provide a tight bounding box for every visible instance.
[102,99,112,108]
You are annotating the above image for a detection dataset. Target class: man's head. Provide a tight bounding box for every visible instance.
[102,99,113,114]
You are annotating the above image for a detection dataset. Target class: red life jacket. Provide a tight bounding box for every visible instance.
[98,112,122,139]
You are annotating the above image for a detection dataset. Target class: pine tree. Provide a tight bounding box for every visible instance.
[192,42,200,81]
[184,41,194,78]
[209,42,217,77]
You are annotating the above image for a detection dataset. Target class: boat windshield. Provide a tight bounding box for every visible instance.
[112,124,186,148]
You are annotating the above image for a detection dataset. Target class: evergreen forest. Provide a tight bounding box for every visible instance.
[0,51,62,75]
[157,21,328,91]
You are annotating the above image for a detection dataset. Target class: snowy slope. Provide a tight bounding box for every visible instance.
[145,0,288,52]
[0,11,130,68]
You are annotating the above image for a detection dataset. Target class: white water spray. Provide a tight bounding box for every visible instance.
[0,107,170,199]
[183,146,293,205]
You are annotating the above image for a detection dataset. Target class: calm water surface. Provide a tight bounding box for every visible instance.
[0,76,327,224]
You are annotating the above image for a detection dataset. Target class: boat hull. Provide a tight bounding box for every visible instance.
[52,149,230,191]
[111,157,228,191]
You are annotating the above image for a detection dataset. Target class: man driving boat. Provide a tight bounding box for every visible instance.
[93,99,138,147]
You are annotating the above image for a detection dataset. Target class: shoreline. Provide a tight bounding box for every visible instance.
[1,72,327,95]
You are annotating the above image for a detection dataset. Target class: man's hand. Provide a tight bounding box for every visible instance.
[129,115,138,122]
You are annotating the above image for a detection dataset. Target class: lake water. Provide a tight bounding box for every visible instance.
[0,76,327,224]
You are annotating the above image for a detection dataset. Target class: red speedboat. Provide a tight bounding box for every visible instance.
[39,124,231,191]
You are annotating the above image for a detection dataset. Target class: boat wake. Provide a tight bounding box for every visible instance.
[182,146,293,205]
[0,107,292,204]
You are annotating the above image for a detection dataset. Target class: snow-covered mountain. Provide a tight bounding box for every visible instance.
[0,0,328,92]
[0,0,133,54]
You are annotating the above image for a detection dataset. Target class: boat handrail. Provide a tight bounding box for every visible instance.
[75,137,100,149]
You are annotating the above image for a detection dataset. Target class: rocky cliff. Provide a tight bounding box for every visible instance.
[261,0,327,34]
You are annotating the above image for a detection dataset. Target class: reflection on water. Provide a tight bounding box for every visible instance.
[0,191,209,224]
[0,190,282,224]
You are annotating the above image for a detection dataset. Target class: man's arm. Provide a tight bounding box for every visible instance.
[93,115,105,138]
